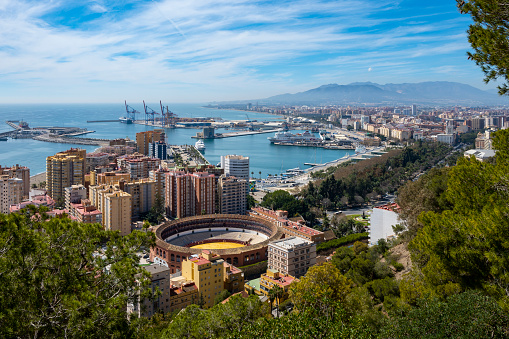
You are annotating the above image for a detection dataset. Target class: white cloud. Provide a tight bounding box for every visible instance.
[0,0,479,103]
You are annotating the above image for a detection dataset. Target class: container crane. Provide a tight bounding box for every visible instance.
[160,101,177,127]
[123,101,140,123]
[143,101,159,125]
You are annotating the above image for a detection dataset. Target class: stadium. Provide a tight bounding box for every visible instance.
[150,214,282,273]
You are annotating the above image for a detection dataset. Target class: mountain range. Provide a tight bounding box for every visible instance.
[250,81,508,106]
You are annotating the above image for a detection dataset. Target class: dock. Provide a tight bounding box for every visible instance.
[87,120,120,123]
[191,129,280,139]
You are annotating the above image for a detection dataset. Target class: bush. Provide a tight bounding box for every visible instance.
[393,262,404,272]
[317,233,369,252]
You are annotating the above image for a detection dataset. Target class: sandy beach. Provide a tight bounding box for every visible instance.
[30,172,46,187]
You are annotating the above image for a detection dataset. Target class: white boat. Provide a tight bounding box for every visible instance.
[195,140,206,151]
[268,131,321,143]
[119,117,133,124]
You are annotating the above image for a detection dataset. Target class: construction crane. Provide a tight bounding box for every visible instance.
[143,101,159,125]
[124,101,140,122]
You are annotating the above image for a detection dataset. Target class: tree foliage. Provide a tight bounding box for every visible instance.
[458,0,509,95]
[0,207,156,338]
[409,129,509,308]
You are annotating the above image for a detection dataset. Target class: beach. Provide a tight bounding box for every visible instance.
[30,172,46,187]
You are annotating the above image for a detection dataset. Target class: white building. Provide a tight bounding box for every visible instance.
[220,155,249,182]
[268,237,316,278]
[435,134,455,145]
[64,184,87,211]
[369,203,400,246]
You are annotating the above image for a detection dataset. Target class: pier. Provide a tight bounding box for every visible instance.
[191,129,280,139]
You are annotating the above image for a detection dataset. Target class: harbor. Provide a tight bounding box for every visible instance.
[0,103,369,179]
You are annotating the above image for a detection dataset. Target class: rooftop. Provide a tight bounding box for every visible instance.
[375,203,400,213]
[270,236,311,250]
[284,221,322,236]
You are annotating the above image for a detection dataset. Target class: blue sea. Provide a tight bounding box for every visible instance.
[0,103,350,177]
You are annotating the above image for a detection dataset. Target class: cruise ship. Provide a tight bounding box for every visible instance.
[267,131,321,144]
[195,140,206,151]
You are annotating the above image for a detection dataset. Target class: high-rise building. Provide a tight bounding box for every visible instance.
[165,171,194,218]
[149,141,169,160]
[46,148,86,201]
[104,190,132,236]
[0,175,23,214]
[122,179,156,221]
[0,164,30,198]
[181,250,225,309]
[411,104,417,116]
[165,171,215,218]
[64,184,87,211]
[268,237,317,278]
[89,184,132,235]
[193,172,215,216]
[136,130,164,155]
[218,175,247,215]
[220,155,249,193]
[149,168,170,198]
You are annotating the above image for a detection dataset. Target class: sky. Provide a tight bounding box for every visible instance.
[0,0,493,103]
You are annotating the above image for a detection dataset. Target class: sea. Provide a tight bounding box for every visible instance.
[0,103,351,177]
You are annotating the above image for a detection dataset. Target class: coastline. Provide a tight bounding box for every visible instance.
[30,172,46,187]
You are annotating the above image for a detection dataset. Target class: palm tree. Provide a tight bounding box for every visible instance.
[259,171,262,180]
[251,171,254,179]
[269,285,284,318]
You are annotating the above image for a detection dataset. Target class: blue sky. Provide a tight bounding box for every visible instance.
[0,0,493,103]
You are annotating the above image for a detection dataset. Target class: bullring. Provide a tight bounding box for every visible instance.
[150,214,282,273]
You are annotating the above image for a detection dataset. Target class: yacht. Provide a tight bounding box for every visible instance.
[195,140,206,151]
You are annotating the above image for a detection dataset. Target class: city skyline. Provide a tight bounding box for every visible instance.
[0,0,496,104]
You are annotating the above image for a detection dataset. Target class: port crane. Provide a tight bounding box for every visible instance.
[143,101,160,125]
[124,101,140,122]
[160,101,176,128]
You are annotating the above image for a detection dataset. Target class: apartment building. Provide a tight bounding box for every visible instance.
[0,175,23,214]
[69,199,102,224]
[122,179,156,221]
[181,250,225,309]
[136,130,164,155]
[218,174,247,215]
[64,184,87,211]
[131,265,172,317]
[46,148,86,201]
[259,269,297,303]
[149,168,170,198]
[0,164,30,198]
[90,171,130,186]
[117,153,160,180]
[268,237,316,278]
[220,155,250,182]
[104,191,131,236]
[89,184,131,235]
[165,171,215,218]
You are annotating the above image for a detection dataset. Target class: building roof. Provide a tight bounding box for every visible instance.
[270,236,312,250]
[144,264,171,275]
[375,203,400,213]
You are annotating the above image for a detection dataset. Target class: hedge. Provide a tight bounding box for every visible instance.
[317,232,369,252]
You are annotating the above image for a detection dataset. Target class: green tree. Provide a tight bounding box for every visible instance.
[290,262,353,314]
[381,291,509,338]
[0,207,156,338]
[458,0,509,95]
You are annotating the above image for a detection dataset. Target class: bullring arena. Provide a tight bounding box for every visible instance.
[150,214,283,273]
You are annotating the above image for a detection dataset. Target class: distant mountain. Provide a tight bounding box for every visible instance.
[256,81,508,106]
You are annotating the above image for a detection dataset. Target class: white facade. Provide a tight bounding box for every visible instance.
[369,206,399,246]
[436,134,454,145]
[268,237,316,278]
[220,155,249,181]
